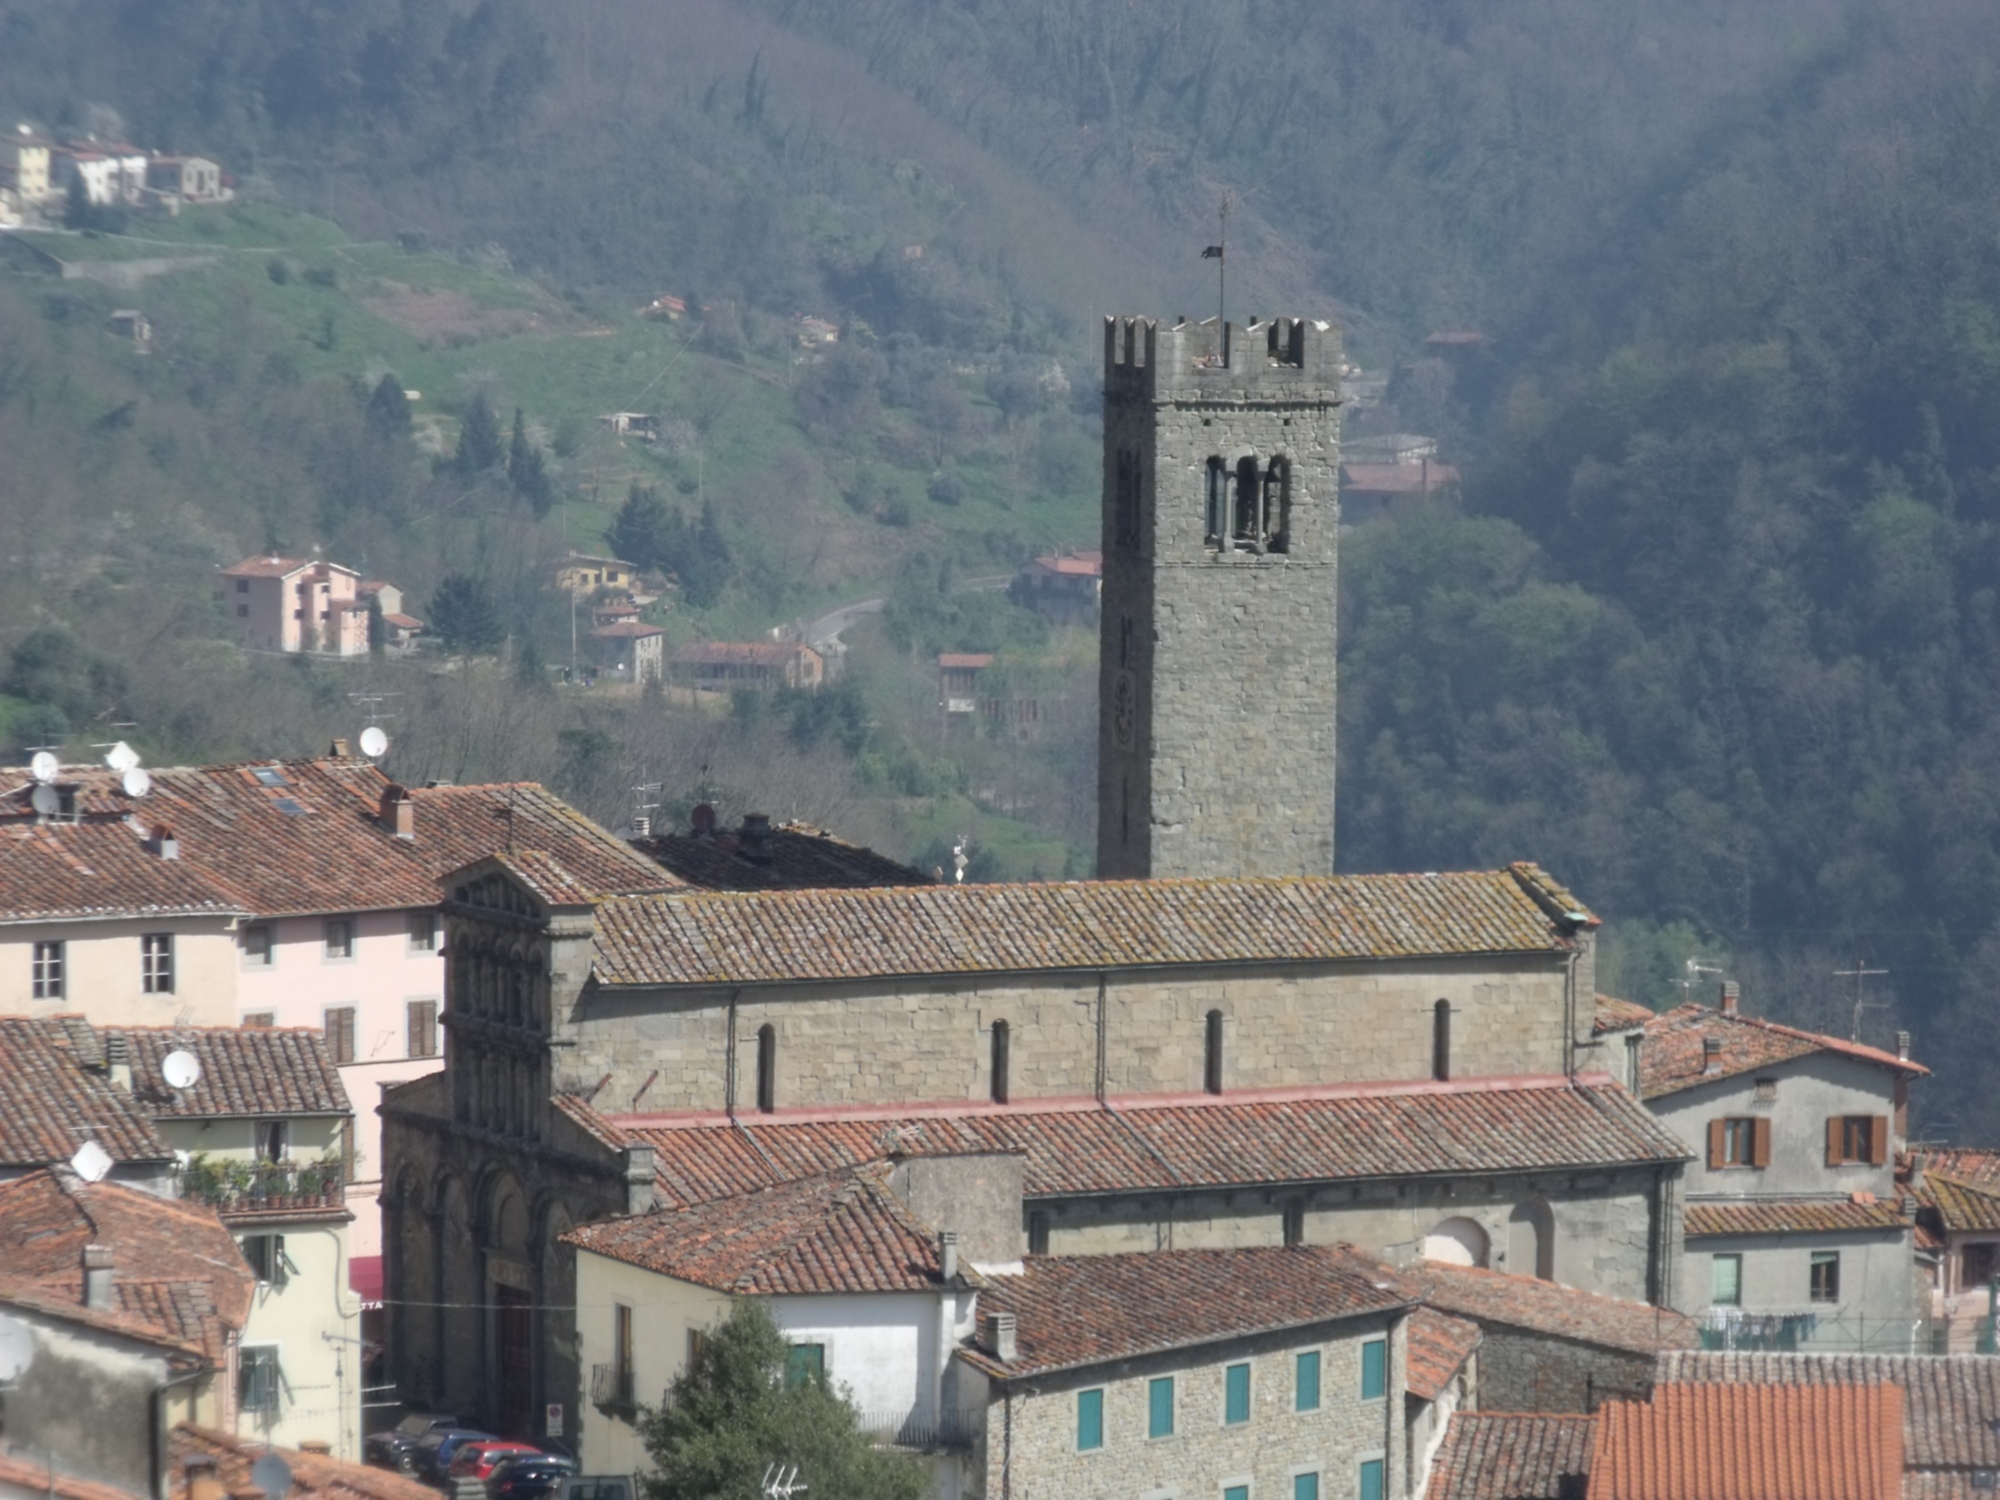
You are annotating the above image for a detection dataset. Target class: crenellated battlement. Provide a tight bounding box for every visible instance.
[1103,315,1343,401]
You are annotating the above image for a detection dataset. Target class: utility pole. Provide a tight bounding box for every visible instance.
[1834,958,1889,1041]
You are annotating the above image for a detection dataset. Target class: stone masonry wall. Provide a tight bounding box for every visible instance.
[983,1312,1406,1500]
[1473,1327,1655,1414]
[1098,316,1343,880]
[556,955,1572,1110]
[1039,1170,1664,1303]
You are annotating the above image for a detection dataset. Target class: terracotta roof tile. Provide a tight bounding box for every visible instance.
[173,1425,439,1500]
[1683,1197,1908,1237]
[1916,1173,2000,1232]
[635,821,934,892]
[1399,1264,1698,1357]
[0,1170,252,1362]
[1589,1382,1902,1500]
[1426,1413,1595,1500]
[219,555,312,578]
[1638,1003,1925,1100]
[1594,995,1656,1033]
[589,621,664,639]
[1658,1351,2000,1469]
[1407,1306,1482,1401]
[959,1245,1410,1379]
[619,1077,1689,1208]
[0,821,246,923]
[1910,1147,2000,1187]
[0,1017,173,1168]
[0,1451,154,1500]
[113,1025,349,1118]
[562,1162,950,1295]
[592,864,1592,987]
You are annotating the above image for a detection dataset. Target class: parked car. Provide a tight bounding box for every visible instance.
[365,1414,461,1474]
[488,1455,578,1500]
[447,1442,546,1484]
[558,1478,633,1500]
[414,1428,495,1483]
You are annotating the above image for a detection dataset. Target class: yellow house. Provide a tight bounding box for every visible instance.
[556,552,639,595]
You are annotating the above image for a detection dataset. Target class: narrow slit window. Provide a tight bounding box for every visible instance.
[1204,1009,1224,1095]
[1433,999,1451,1081]
[1234,456,1260,546]
[1264,456,1292,552]
[990,1020,1010,1105]
[1206,457,1228,542]
[756,1024,776,1114]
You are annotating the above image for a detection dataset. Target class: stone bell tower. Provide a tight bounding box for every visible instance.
[1096,315,1342,879]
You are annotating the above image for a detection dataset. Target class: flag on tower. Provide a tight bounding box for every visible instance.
[1201,245,1224,258]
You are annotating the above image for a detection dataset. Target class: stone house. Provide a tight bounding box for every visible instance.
[144,155,223,203]
[631,809,935,888]
[220,556,372,657]
[669,640,824,691]
[584,621,665,683]
[1603,986,1927,1349]
[1008,551,1102,626]
[1902,1146,2000,1349]
[1338,462,1461,525]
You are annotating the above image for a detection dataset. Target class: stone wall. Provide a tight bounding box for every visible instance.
[977,1312,1406,1500]
[1098,316,1343,880]
[1473,1326,1655,1413]
[558,954,1575,1112]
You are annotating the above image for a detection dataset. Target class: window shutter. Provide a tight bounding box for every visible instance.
[1751,1117,1772,1169]
[1707,1119,1727,1169]
[1871,1115,1890,1166]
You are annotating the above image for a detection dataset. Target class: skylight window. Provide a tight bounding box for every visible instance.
[252,767,290,788]
[273,798,307,817]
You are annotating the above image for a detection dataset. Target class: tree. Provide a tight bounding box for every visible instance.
[367,374,411,435]
[639,1300,924,1500]
[508,407,555,517]
[427,572,504,652]
[607,484,673,572]
[453,393,504,476]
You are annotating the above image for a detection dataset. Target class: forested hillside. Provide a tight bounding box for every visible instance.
[5,0,2000,1131]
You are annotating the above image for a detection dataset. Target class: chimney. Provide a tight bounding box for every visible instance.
[82,1244,114,1309]
[329,738,351,758]
[938,1230,959,1283]
[150,824,179,860]
[297,1442,332,1457]
[1702,1036,1724,1075]
[630,814,651,839]
[380,784,414,840]
[690,802,718,837]
[979,1309,1017,1362]
[1719,982,1739,1016]
[741,812,772,862]
[1897,1030,1911,1061]
[105,1032,131,1091]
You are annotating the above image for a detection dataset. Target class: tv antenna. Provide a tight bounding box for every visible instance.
[1202,193,1229,333]
[160,1049,202,1092]
[1834,958,1890,1041]
[1676,958,1724,1000]
[629,776,662,838]
[952,837,970,885]
[760,1465,806,1500]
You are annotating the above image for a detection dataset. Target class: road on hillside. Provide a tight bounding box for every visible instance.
[798,575,1011,658]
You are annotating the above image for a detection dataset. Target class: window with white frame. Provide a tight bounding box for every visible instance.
[239,1345,281,1413]
[141,933,173,994]
[31,941,63,999]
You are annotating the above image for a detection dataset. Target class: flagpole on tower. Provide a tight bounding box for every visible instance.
[1202,193,1229,355]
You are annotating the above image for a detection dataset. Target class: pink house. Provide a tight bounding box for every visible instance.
[222,556,372,656]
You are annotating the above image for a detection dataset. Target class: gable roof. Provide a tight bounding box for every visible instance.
[1657,1351,2000,1469]
[1683,1198,1907,1237]
[1426,1413,1596,1500]
[1916,1172,2000,1233]
[591,863,1595,988]
[1398,1264,1698,1357]
[959,1245,1410,1380]
[112,1024,349,1119]
[0,1016,173,1169]
[0,758,677,918]
[562,1162,953,1295]
[633,820,934,892]
[1637,1002,1925,1100]
[1407,1306,1483,1402]
[220,555,313,579]
[0,1170,253,1363]
[1594,994,1656,1034]
[0,821,247,924]
[1589,1382,1902,1500]
[618,1077,1689,1209]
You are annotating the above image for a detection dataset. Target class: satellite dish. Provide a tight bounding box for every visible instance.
[30,785,59,816]
[69,1140,113,1184]
[0,1314,32,1383]
[104,741,139,773]
[358,725,389,759]
[121,767,151,798]
[29,752,59,784]
[251,1452,293,1500]
[161,1049,202,1090]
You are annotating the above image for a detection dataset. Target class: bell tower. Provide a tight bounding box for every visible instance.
[1096,316,1343,879]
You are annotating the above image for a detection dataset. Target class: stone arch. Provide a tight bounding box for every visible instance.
[1422,1215,1490,1268]
[1508,1198,1555,1281]
[385,1167,431,1396]
[431,1171,476,1411]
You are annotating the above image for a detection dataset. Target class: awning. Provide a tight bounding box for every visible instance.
[349,1254,384,1308]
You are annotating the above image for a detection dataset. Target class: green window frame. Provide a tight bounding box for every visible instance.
[1225,1488,1249,1500]
[1360,1338,1387,1400]
[1295,1350,1321,1412]
[1077,1388,1104,1451]
[1711,1252,1743,1307]
[784,1342,824,1388]
[1359,1458,1385,1500]
[1295,1474,1321,1500]
[1148,1375,1175,1438]
[1224,1362,1251,1424]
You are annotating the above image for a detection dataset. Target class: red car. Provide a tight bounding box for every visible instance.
[448,1443,547,1482]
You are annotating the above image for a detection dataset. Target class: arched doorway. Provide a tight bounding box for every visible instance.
[1422,1216,1490,1268]
[1509,1199,1555,1281]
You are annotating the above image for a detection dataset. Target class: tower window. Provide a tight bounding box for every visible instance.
[1233,456,1260,545]
[990,1019,1011,1105]
[1204,1009,1224,1094]
[756,1024,776,1113]
[1205,457,1227,541]
[1264,456,1292,552]
[1433,999,1451,1081]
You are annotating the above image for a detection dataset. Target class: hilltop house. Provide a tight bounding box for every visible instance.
[1008,550,1102,625]
[220,557,375,657]
[669,640,823,692]
[556,552,638,594]
[584,621,665,683]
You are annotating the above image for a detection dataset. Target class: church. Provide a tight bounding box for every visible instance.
[379,315,1691,1441]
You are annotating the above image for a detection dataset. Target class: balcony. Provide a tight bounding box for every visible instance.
[592,1363,637,1416]
[179,1156,345,1216]
[854,1410,981,1452]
